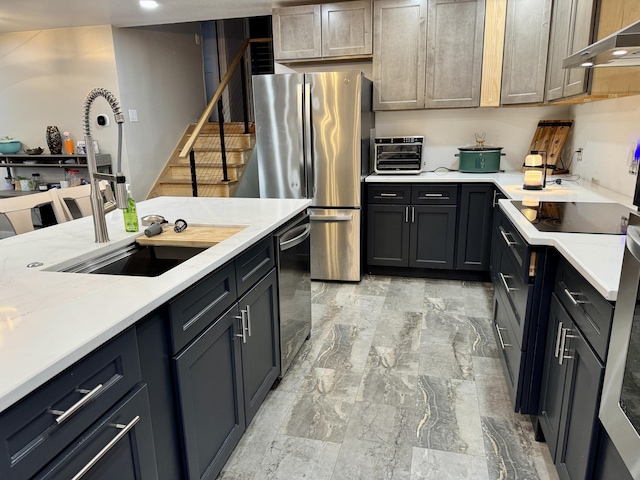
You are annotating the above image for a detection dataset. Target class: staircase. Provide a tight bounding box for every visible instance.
[147,122,255,199]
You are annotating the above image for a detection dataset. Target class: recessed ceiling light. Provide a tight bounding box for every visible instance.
[612,50,628,56]
[581,61,594,67]
[140,0,159,9]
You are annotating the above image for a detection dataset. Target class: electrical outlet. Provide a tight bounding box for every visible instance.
[576,148,583,162]
[128,109,138,122]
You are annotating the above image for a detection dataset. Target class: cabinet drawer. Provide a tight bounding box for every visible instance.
[367,184,411,204]
[554,258,613,362]
[0,328,141,480]
[235,236,275,297]
[494,207,530,280]
[496,240,529,343]
[411,184,458,205]
[169,262,237,353]
[493,288,524,405]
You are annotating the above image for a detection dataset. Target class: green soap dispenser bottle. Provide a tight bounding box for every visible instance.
[123,184,139,232]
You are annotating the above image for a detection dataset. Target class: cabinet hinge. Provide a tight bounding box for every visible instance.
[529,251,537,278]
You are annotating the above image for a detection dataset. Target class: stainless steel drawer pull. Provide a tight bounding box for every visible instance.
[554,321,564,358]
[495,324,512,349]
[236,312,248,343]
[563,288,587,307]
[70,415,140,480]
[422,193,444,197]
[52,384,104,425]
[380,193,397,197]
[499,272,516,292]
[500,229,517,247]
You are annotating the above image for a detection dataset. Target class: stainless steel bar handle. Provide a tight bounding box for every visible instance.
[495,324,511,349]
[492,189,498,207]
[405,207,409,223]
[560,328,577,364]
[500,229,517,247]
[280,224,311,250]
[559,328,570,365]
[422,193,444,197]
[245,305,252,337]
[563,288,586,307]
[411,207,415,223]
[297,83,306,198]
[310,214,353,222]
[53,384,104,425]
[70,415,140,480]
[235,314,247,343]
[499,272,516,292]
[380,193,397,197]
[303,83,314,199]
[554,321,564,358]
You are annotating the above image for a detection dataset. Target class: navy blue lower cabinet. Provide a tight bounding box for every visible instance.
[411,205,457,269]
[34,384,158,480]
[173,306,245,480]
[367,204,411,267]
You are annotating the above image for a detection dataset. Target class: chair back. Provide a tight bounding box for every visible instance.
[0,191,68,235]
[54,181,114,221]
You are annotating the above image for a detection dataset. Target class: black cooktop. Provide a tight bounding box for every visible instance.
[512,201,634,234]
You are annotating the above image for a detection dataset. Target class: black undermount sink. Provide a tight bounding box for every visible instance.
[59,243,207,277]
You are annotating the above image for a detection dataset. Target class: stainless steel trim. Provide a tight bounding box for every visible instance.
[499,272,516,292]
[52,384,104,425]
[70,415,140,480]
[495,324,511,349]
[500,228,517,246]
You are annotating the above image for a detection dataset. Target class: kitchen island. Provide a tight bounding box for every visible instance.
[0,196,310,414]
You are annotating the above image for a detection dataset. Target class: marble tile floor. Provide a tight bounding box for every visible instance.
[218,275,559,480]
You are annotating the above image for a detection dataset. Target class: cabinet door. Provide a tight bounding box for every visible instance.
[174,307,245,480]
[539,294,569,462]
[367,204,411,267]
[556,312,604,480]
[34,384,158,480]
[238,269,280,425]
[410,205,456,269]
[321,1,372,57]
[424,0,485,108]
[372,0,427,110]
[501,0,552,104]
[562,0,596,98]
[272,5,322,60]
[456,184,493,271]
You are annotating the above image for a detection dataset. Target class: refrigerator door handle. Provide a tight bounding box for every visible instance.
[303,82,314,199]
[297,82,307,198]
[310,214,353,222]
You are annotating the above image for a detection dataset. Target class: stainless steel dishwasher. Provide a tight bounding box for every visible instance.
[275,212,312,378]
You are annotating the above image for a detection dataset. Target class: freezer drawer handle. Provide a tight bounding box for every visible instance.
[50,384,104,425]
[310,214,353,222]
[281,224,311,250]
[70,415,140,480]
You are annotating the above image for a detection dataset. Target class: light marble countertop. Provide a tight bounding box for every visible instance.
[0,196,310,413]
[366,171,635,302]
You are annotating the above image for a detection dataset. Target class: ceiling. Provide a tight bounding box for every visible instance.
[0,0,282,34]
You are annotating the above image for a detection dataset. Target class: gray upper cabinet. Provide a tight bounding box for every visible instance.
[501,0,552,105]
[273,1,372,61]
[425,0,485,108]
[545,0,596,101]
[321,1,373,57]
[273,5,322,61]
[373,0,427,110]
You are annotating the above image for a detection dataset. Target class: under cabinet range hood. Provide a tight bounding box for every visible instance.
[563,19,640,68]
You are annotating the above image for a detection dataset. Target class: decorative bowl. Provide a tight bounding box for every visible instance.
[0,140,21,154]
[25,147,43,155]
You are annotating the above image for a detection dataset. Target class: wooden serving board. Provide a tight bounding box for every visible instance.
[522,120,573,175]
[136,224,246,247]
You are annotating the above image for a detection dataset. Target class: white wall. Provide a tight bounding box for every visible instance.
[111,24,206,200]
[568,95,640,199]
[0,26,122,183]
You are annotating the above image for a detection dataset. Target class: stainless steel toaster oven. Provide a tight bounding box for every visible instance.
[374,136,424,174]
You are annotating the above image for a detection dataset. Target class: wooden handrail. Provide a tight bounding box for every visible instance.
[179,38,272,158]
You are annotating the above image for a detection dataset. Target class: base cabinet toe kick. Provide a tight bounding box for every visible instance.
[0,219,310,480]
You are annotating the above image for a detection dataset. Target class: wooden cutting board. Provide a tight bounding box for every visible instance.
[522,120,573,174]
[136,224,246,247]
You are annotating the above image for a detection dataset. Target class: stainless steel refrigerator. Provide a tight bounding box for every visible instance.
[253,71,374,281]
